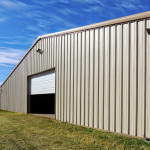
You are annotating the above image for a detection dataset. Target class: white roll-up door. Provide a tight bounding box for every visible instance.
[29,70,55,95]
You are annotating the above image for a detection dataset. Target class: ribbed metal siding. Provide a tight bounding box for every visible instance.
[0,19,150,138]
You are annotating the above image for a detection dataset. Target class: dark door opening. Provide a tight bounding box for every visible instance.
[30,94,55,114]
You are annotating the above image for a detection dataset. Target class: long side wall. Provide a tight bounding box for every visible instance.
[55,19,150,138]
[0,19,150,138]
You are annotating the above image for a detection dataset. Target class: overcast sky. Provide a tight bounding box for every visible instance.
[0,0,149,85]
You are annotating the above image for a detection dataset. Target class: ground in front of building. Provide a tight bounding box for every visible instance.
[0,109,150,150]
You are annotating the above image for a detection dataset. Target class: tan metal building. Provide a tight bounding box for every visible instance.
[0,11,150,139]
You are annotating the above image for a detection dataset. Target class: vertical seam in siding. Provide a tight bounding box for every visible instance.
[55,37,57,118]
[60,36,62,120]
[114,25,117,132]
[57,36,60,120]
[98,28,100,129]
[144,19,147,138]
[80,32,82,125]
[128,22,131,135]
[73,33,75,123]
[108,26,111,131]
[76,33,78,124]
[53,37,55,67]
[93,29,95,128]
[66,34,68,122]
[50,37,52,68]
[136,21,138,136]
[69,34,71,123]
[84,31,86,126]
[88,30,90,127]
[121,24,123,133]
[103,27,105,130]
[63,36,65,122]
[98,28,100,128]
[56,37,58,119]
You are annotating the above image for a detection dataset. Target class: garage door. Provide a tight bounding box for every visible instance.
[29,70,55,95]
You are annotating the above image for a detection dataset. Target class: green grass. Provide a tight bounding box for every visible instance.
[0,110,150,150]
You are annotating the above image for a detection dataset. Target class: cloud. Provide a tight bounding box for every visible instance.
[114,0,147,11]
[0,0,82,36]
[0,40,30,45]
[0,36,25,39]
[0,17,5,22]
[83,5,103,13]
[0,36,36,46]
[30,0,70,5]
[26,11,78,34]
[115,2,136,10]
[23,10,44,19]
[74,0,104,5]
[0,0,28,10]
[57,8,83,16]
[30,0,57,6]
[0,70,13,71]
[0,35,37,46]
[0,64,14,67]
[0,8,5,12]
[0,47,26,67]
[26,26,43,34]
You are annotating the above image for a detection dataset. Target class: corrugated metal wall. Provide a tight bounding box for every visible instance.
[0,18,150,138]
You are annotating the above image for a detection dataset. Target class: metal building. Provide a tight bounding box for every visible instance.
[0,11,150,139]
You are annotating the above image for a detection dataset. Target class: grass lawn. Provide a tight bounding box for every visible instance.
[0,110,150,150]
